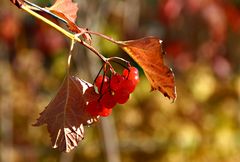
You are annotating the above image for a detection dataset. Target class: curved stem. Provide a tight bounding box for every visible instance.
[107,57,130,70]
[67,39,76,74]
[88,31,119,44]
[67,54,72,74]
[80,40,107,63]
[93,65,104,85]
[108,57,130,65]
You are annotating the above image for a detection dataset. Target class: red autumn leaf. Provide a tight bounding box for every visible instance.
[49,0,78,23]
[47,0,91,41]
[34,75,97,152]
[118,37,177,101]
[47,0,81,33]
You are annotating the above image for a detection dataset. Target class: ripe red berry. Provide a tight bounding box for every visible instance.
[123,67,139,85]
[120,79,135,93]
[100,91,117,109]
[99,106,112,117]
[114,88,130,104]
[86,100,112,117]
[122,67,139,92]
[84,86,100,102]
[122,69,129,78]
[86,100,102,116]
[88,66,139,116]
[95,75,109,94]
[110,74,124,91]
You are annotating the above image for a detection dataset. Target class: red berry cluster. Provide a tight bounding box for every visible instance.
[86,67,139,117]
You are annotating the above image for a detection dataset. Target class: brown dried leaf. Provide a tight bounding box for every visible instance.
[49,0,78,23]
[118,37,177,101]
[47,0,91,40]
[34,75,96,152]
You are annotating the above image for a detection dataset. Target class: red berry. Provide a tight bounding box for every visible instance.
[84,86,100,102]
[114,88,130,104]
[100,91,117,109]
[110,74,124,91]
[122,70,128,79]
[95,75,109,94]
[86,100,112,117]
[86,101,102,116]
[122,67,139,91]
[120,79,135,93]
[99,106,112,117]
[129,67,139,84]
[123,67,139,84]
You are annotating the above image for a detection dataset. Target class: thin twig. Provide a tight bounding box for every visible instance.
[93,65,104,85]
[24,0,68,24]
[79,40,107,62]
[108,57,130,65]
[88,31,119,44]
[67,39,76,74]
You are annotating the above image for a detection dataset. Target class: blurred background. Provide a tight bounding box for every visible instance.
[1,0,240,162]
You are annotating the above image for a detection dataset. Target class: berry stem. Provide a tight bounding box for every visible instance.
[80,40,107,63]
[93,64,104,85]
[99,66,108,95]
[108,57,130,65]
[107,57,130,69]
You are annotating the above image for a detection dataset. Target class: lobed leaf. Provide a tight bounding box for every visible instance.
[34,75,97,152]
[118,37,177,101]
